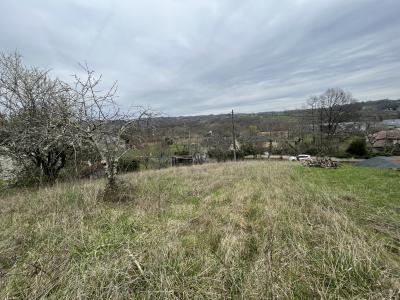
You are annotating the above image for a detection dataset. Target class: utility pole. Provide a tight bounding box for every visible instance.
[311,104,316,146]
[231,109,237,161]
[269,128,272,159]
[188,127,191,156]
[319,106,323,156]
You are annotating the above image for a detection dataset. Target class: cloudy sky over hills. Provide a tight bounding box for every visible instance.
[1,0,399,115]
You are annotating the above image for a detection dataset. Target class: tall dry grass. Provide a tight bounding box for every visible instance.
[0,161,399,299]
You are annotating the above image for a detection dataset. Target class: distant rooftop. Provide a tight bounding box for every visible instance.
[381,119,400,127]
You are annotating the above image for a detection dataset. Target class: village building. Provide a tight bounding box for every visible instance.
[381,119,400,129]
[369,129,400,151]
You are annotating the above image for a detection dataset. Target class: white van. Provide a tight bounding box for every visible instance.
[297,154,311,161]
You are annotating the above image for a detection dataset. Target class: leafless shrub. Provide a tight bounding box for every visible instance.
[0,52,76,184]
[70,64,155,198]
[0,53,156,193]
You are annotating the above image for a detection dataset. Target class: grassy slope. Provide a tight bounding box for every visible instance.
[0,161,399,299]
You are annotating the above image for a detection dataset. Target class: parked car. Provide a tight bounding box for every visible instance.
[289,156,297,161]
[297,154,311,161]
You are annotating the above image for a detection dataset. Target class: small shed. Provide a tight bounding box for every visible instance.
[171,155,194,166]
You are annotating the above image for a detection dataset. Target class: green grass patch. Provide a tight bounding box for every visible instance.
[0,161,399,299]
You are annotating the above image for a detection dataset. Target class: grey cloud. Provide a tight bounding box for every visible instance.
[0,0,399,116]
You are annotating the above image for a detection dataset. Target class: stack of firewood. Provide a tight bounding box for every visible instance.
[302,158,339,169]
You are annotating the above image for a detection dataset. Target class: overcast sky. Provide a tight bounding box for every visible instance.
[1,0,399,116]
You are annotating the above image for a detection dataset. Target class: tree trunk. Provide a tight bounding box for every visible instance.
[33,150,66,185]
[104,157,117,187]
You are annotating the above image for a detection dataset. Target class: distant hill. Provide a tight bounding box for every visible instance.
[154,99,400,138]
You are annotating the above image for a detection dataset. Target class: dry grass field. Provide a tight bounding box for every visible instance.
[0,161,399,299]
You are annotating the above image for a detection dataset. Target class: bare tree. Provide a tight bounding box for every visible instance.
[0,52,75,184]
[319,88,356,140]
[307,88,356,154]
[0,53,155,193]
[71,64,153,196]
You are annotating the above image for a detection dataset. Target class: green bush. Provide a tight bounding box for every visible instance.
[304,147,319,156]
[174,150,189,156]
[171,144,189,156]
[208,148,244,161]
[346,138,367,157]
[391,144,400,155]
[368,151,392,158]
[207,148,229,162]
[14,164,42,187]
[335,151,352,159]
[241,143,256,156]
[118,158,140,173]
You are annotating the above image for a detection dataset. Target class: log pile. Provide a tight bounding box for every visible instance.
[302,158,339,169]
